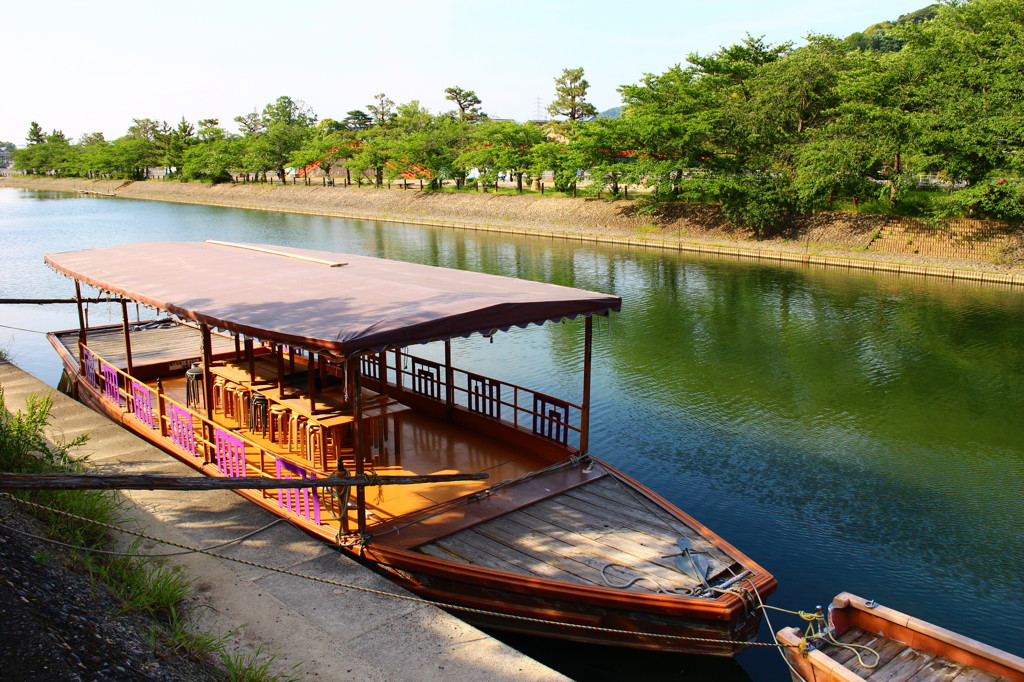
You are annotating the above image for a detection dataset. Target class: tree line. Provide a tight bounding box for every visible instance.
[9,0,1024,234]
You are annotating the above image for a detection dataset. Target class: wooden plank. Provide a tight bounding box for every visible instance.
[867,646,936,681]
[845,638,908,678]
[471,516,658,591]
[904,657,971,682]
[540,491,710,555]
[418,543,466,563]
[947,669,1008,682]
[820,628,880,665]
[524,489,736,580]
[509,507,704,590]
[561,485,683,535]
[432,531,580,582]
[583,475,679,520]
[479,516,663,589]
[520,505,735,581]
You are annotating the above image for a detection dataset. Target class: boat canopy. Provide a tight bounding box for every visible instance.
[45,241,621,355]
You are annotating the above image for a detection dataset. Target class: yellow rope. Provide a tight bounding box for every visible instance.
[822,629,881,669]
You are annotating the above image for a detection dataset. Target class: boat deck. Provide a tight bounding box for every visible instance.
[153,375,550,527]
[819,627,1010,681]
[57,325,553,530]
[59,322,235,368]
[419,475,742,594]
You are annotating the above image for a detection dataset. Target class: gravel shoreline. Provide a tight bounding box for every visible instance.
[3,177,1023,285]
[0,496,219,681]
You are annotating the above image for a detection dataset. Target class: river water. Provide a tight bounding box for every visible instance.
[1,188,1022,681]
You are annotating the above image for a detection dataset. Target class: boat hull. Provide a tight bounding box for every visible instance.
[777,592,1024,681]
[51,333,775,656]
[363,543,766,656]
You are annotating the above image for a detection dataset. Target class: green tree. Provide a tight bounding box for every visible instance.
[461,121,546,192]
[366,93,396,127]
[163,117,196,175]
[290,121,351,181]
[181,123,240,183]
[384,103,471,189]
[75,132,113,177]
[342,110,372,131]
[15,128,73,175]
[531,141,579,192]
[548,68,598,122]
[235,96,317,182]
[568,118,634,195]
[796,50,921,209]
[26,121,45,145]
[444,86,486,123]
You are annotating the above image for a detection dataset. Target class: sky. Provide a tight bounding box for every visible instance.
[3,0,932,145]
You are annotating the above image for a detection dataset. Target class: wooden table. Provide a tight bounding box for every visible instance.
[210,359,277,387]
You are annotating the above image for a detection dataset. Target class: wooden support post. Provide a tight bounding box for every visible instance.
[275,344,285,396]
[234,333,241,360]
[394,348,403,391]
[308,351,317,416]
[120,299,134,376]
[245,337,255,384]
[74,282,87,348]
[74,281,87,374]
[349,359,367,535]
[156,378,168,437]
[200,323,214,424]
[580,315,593,455]
[444,339,454,419]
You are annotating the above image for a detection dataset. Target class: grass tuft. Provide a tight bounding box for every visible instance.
[220,646,301,682]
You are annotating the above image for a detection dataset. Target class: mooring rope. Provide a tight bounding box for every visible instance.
[0,492,799,649]
[0,322,50,334]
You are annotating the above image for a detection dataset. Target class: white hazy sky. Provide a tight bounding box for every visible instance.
[4,0,930,145]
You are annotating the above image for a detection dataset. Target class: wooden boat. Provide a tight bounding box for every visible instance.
[45,240,777,656]
[776,592,1024,681]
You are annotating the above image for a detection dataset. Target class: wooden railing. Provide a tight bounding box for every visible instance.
[84,348,332,527]
[365,349,582,449]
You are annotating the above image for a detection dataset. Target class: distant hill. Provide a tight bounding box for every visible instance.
[597,106,622,119]
[843,4,940,52]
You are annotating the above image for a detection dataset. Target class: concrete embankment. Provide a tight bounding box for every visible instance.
[0,359,566,681]
[4,176,1024,287]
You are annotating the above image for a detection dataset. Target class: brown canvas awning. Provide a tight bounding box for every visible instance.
[45,241,621,355]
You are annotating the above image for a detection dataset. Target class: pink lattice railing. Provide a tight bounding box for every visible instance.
[101,362,121,405]
[82,348,98,387]
[274,457,321,525]
[168,403,197,456]
[130,381,156,429]
[214,428,246,478]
